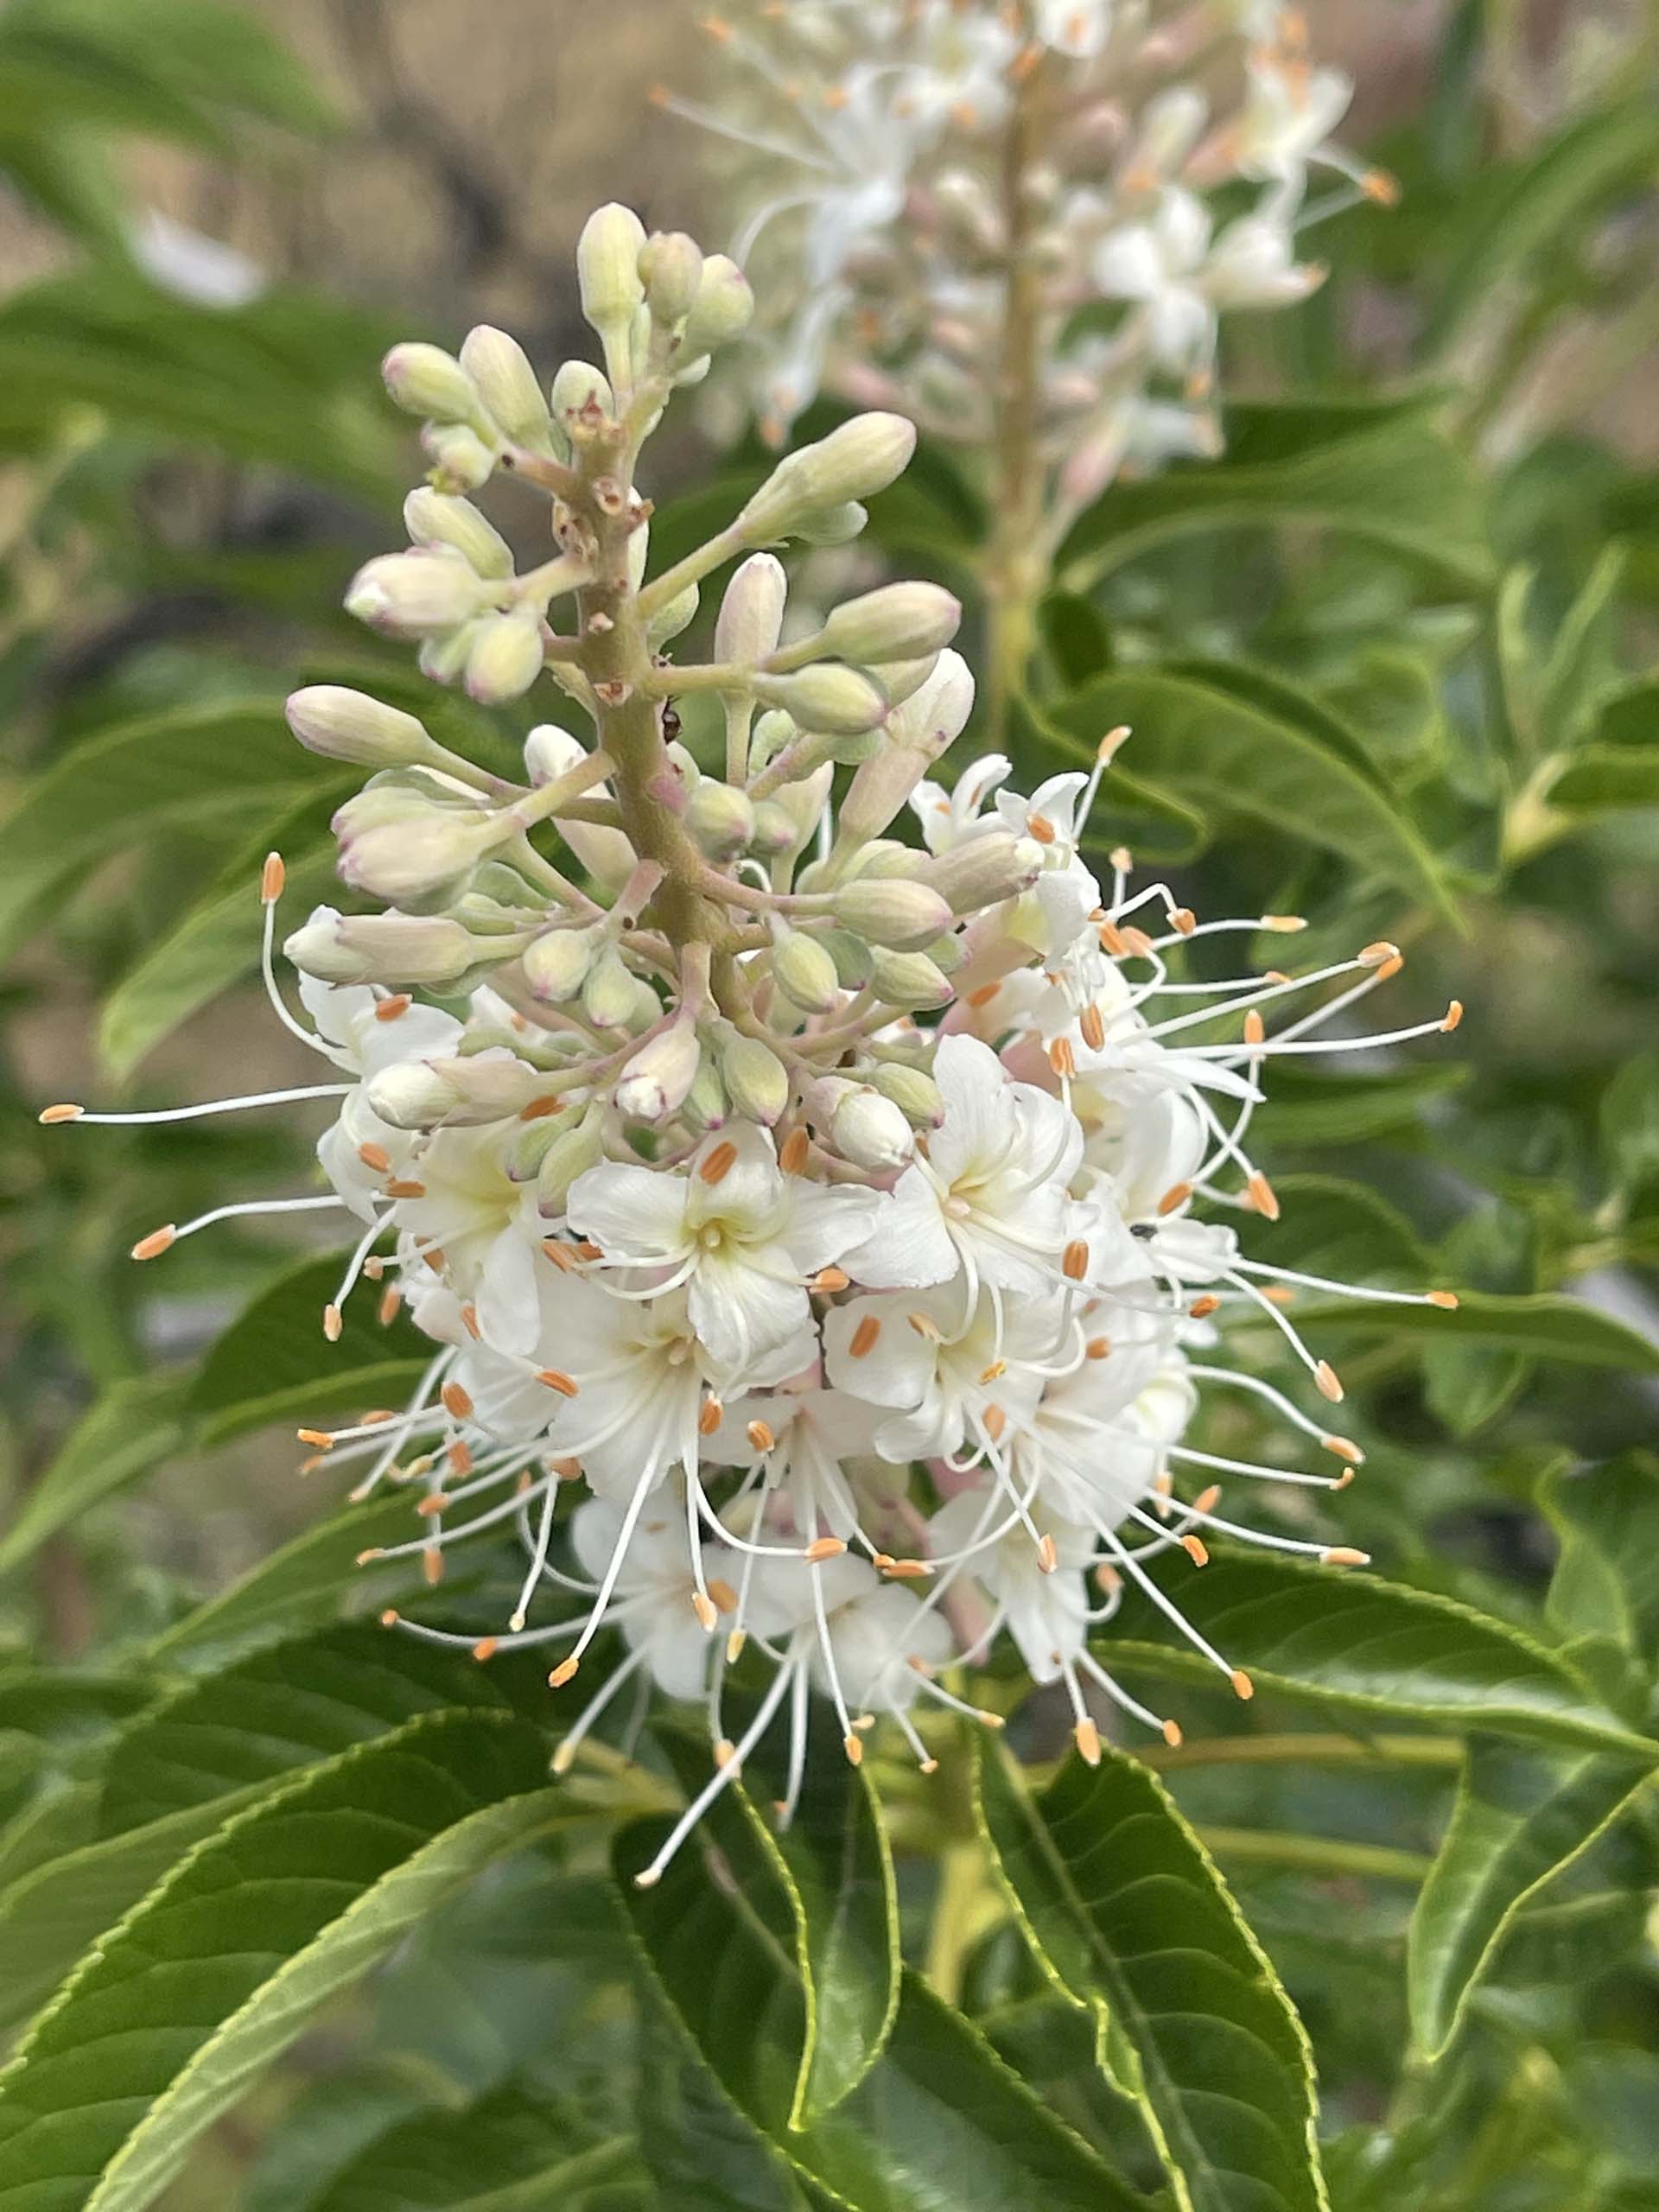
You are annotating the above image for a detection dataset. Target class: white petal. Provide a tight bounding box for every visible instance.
[566,1160,689,1261]
[689,1249,810,1372]
[843,1169,957,1290]
[823,1294,935,1408]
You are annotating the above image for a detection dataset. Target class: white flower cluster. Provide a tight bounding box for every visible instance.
[47,204,1458,1888]
[667,2,1386,504]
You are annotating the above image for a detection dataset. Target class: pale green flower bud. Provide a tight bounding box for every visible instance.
[686,779,756,860]
[772,926,842,1015]
[830,1084,915,1173]
[819,583,961,664]
[794,500,867,546]
[926,832,1045,914]
[524,725,636,891]
[738,414,915,541]
[537,1111,606,1213]
[678,255,753,360]
[833,878,956,950]
[284,912,486,988]
[867,947,954,1009]
[715,1030,790,1126]
[507,1106,581,1183]
[614,1020,702,1124]
[551,359,613,425]
[382,342,478,423]
[646,581,701,650]
[422,423,497,492]
[582,945,639,1031]
[822,929,874,989]
[748,800,799,857]
[403,488,513,578]
[459,325,552,448]
[767,763,835,853]
[870,1061,945,1128]
[285,686,433,770]
[868,655,941,708]
[578,203,647,339]
[753,664,887,736]
[346,550,486,639]
[623,976,664,1033]
[523,925,598,1003]
[836,839,919,882]
[334,785,504,906]
[716,553,788,670]
[639,230,704,327]
[417,620,483,686]
[367,1052,544,1130]
[465,607,545,705]
[681,1056,729,1136]
[836,649,976,853]
[748,709,796,773]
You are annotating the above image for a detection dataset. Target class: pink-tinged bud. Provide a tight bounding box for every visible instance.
[285,686,432,769]
[820,583,960,664]
[345,551,486,639]
[367,1052,545,1130]
[830,1084,915,1173]
[866,947,954,1009]
[686,779,756,859]
[835,650,976,851]
[333,783,505,904]
[403,488,513,577]
[870,1061,944,1128]
[639,230,704,326]
[382,342,478,423]
[459,325,552,448]
[522,925,598,1003]
[715,1031,791,1126]
[833,877,956,950]
[550,359,613,423]
[284,912,492,988]
[715,553,788,668]
[614,1021,702,1124]
[421,421,496,492]
[772,927,842,1016]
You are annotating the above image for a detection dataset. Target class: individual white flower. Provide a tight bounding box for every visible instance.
[1093,188,1217,374]
[993,769,1104,960]
[570,1497,737,1698]
[910,753,1014,856]
[823,1280,1057,1462]
[1012,1334,1196,1530]
[386,1124,545,1357]
[1235,52,1355,198]
[565,1123,883,1370]
[929,1481,1096,1684]
[707,1381,884,1539]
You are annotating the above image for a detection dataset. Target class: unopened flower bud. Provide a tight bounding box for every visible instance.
[748,800,799,858]
[836,650,976,852]
[346,551,486,639]
[753,664,887,735]
[459,325,552,448]
[639,230,704,327]
[681,1056,729,1135]
[582,946,640,1031]
[551,361,613,430]
[793,500,868,546]
[926,831,1044,914]
[403,489,513,577]
[867,947,954,1009]
[284,912,489,988]
[578,202,646,338]
[285,686,433,770]
[831,1084,915,1173]
[334,785,505,906]
[368,1052,543,1130]
[614,1020,702,1124]
[738,413,916,540]
[382,342,478,424]
[679,255,753,360]
[772,926,842,1015]
[537,1111,605,1212]
[716,553,788,669]
[686,779,756,860]
[646,582,700,649]
[747,709,796,774]
[421,422,496,492]
[523,925,598,1003]
[868,655,941,709]
[465,607,545,704]
[833,878,955,950]
[508,1106,580,1182]
[870,1061,945,1128]
[715,1031,791,1126]
[820,583,960,664]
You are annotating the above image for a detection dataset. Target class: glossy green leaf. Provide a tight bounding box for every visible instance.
[1060,405,1489,590]
[1039,665,1453,912]
[1546,747,1659,814]
[976,1740,1325,2212]
[310,2087,639,2212]
[1250,1061,1469,1147]
[1306,1288,1659,1373]
[189,1249,435,1446]
[616,1784,1141,2211]
[0,1711,568,2212]
[1407,1738,1652,2060]
[1093,1552,1656,1756]
[1009,690,1207,861]
[0,1376,185,1573]
[1542,1454,1659,1668]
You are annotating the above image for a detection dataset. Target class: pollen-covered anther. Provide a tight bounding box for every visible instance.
[714,1737,737,1769]
[1180,1535,1210,1567]
[1168,906,1197,936]
[1362,167,1402,205]
[537,1368,580,1396]
[707,1578,739,1615]
[699,1139,738,1185]
[907,1308,943,1340]
[1262,914,1306,933]
[1079,1002,1106,1052]
[1157,1181,1193,1217]
[1098,919,1128,957]
[261,852,286,904]
[131,1224,177,1262]
[1062,1239,1090,1281]
[978,1359,1007,1385]
[1098,725,1132,765]
[779,1127,811,1175]
[691,1591,719,1632]
[1095,1563,1122,1594]
[1427,1290,1460,1310]
[1246,1171,1281,1222]
[442,1381,474,1420]
[1243,1010,1266,1047]
[385,1179,425,1199]
[378,1286,403,1326]
[1161,1719,1184,1748]
[726,1628,747,1663]
[1188,1294,1220,1320]
[805,1535,847,1563]
[843,1732,864,1766]
[322,1305,344,1342]
[447,1440,473,1476]
[849,1315,881,1357]
[813,1266,849,1294]
[461,1303,481,1339]
[966,982,1001,1009]
[1314,1359,1344,1403]
[1048,1036,1077,1079]
[357,1141,391,1172]
[747,1418,776,1453]
[549,1656,580,1688]
[1036,1532,1058,1574]
[1376,955,1405,982]
[1358,940,1400,968]
[882,1558,931,1580]
[298,1427,334,1450]
[38,1103,83,1124]
[1322,1547,1370,1567]
[698,1394,722,1435]
[1230,1669,1255,1702]
[1073,1718,1102,1765]
[542,1239,582,1272]
[518,1095,563,1122]
[1193,1485,1222,1514]
[374,995,412,1022]
[1120,925,1155,958]
[1085,1334,1113,1359]
[983,1404,1007,1443]
[1442,1000,1465,1033]
[422,1546,444,1586]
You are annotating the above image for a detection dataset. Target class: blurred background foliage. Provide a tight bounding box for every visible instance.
[1,2,1658,2207]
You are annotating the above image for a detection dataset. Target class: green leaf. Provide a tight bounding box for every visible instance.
[1039,592,1113,690]
[1542,1455,1659,1669]
[0,1711,569,2212]
[1306,1289,1659,1374]
[1421,97,1659,357]
[1093,1552,1656,1757]
[976,1740,1325,2212]
[0,1376,185,1574]
[1008,690,1207,862]
[310,2088,639,2212]
[616,1779,1141,2211]
[0,699,313,959]
[1060,404,1490,591]
[1039,665,1453,912]
[1250,1062,1470,1148]
[1546,747,1659,815]
[1406,1738,1652,2060]
[189,1249,435,1446]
